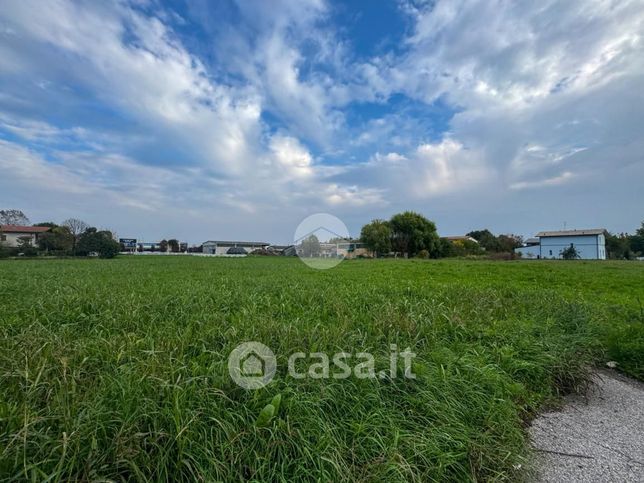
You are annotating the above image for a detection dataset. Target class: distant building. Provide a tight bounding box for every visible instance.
[336,242,373,259]
[0,225,50,248]
[515,229,607,259]
[202,240,270,255]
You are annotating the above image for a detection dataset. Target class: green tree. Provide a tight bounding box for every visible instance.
[466,229,501,252]
[437,238,456,257]
[451,239,484,257]
[497,234,523,252]
[629,234,644,256]
[159,239,169,253]
[606,232,633,259]
[168,239,180,253]
[38,226,74,254]
[389,211,440,258]
[301,234,321,257]
[77,228,120,258]
[360,219,392,257]
[560,245,581,260]
[16,237,38,257]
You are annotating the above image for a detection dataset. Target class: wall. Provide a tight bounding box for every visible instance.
[0,232,38,248]
[202,243,267,255]
[515,245,541,259]
[539,234,605,259]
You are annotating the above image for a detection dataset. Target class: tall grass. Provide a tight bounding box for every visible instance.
[0,257,641,481]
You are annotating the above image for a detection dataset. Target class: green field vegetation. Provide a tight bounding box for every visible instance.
[0,257,642,481]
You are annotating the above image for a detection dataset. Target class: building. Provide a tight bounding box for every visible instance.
[202,240,270,255]
[514,237,540,259]
[515,229,607,259]
[336,242,373,259]
[0,224,50,248]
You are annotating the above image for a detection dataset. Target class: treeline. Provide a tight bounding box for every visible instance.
[360,211,523,259]
[605,223,644,259]
[0,210,119,259]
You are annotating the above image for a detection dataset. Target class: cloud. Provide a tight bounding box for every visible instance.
[1,0,643,240]
[509,171,575,191]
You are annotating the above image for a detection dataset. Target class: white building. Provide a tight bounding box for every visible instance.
[515,229,607,259]
[0,224,50,248]
[202,240,270,255]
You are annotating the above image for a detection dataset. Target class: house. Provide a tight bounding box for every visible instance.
[0,225,50,248]
[202,240,270,255]
[515,229,607,259]
[336,242,373,259]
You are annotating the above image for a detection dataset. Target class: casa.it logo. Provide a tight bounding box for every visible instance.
[227,341,277,389]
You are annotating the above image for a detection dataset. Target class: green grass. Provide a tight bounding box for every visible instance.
[0,257,642,481]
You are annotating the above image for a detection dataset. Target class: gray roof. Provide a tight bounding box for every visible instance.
[536,229,606,237]
[203,240,269,247]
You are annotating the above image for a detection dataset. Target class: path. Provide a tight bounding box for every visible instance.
[529,369,644,482]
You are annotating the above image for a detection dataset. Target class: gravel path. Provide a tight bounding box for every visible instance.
[529,369,644,482]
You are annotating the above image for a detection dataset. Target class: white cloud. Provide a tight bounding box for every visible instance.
[509,171,575,191]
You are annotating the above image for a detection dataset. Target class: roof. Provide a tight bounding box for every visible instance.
[525,238,540,245]
[536,229,606,237]
[203,240,269,247]
[0,224,50,234]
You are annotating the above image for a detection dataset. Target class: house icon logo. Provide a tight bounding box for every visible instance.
[228,341,276,389]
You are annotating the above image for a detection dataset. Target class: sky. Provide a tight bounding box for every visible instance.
[1,0,643,244]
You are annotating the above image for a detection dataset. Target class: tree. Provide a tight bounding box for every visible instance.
[17,236,38,257]
[360,219,392,257]
[38,226,74,254]
[497,234,523,252]
[300,234,321,257]
[437,238,456,257]
[450,239,484,257]
[389,211,440,258]
[606,232,633,259]
[76,228,120,258]
[629,234,644,257]
[168,239,180,253]
[159,239,169,253]
[560,245,581,260]
[0,209,30,226]
[63,218,89,254]
[636,221,644,237]
[467,229,501,252]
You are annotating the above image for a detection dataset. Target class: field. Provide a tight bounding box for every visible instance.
[1,257,642,481]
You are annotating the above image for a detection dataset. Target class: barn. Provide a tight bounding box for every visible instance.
[515,229,607,259]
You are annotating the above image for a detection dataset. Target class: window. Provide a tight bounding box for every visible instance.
[0,234,5,241]
[549,250,552,256]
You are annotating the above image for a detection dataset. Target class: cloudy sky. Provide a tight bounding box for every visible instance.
[1,0,643,244]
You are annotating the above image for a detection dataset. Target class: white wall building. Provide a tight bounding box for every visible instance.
[515,229,607,259]
[202,240,269,255]
[0,225,50,248]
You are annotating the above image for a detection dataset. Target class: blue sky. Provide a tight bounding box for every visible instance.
[1,0,643,244]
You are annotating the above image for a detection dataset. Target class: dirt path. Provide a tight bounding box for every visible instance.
[529,369,644,482]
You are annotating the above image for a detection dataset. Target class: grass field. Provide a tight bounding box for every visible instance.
[1,257,642,481]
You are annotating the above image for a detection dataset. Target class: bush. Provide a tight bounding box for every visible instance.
[417,249,430,259]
